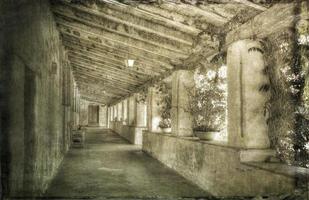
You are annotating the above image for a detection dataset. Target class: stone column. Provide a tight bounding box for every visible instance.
[73,83,79,126]
[136,101,147,127]
[99,105,107,127]
[126,98,130,125]
[114,105,116,122]
[128,95,136,126]
[117,102,122,121]
[171,70,194,137]
[107,107,110,128]
[227,39,270,149]
[122,99,128,125]
[147,87,161,132]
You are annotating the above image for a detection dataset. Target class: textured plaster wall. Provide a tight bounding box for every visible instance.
[110,122,145,145]
[1,0,72,196]
[142,131,295,197]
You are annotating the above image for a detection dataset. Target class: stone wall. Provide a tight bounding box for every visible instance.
[0,0,73,197]
[110,122,146,145]
[142,131,295,197]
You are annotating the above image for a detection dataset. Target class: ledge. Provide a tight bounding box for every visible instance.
[244,162,309,178]
[144,131,264,151]
[144,131,308,179]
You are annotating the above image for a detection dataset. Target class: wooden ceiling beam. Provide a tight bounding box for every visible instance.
[230,0,267,11]
[53,12,190,57]
[65,45,168,74]
[52,1,194,45]
[70,61,148,83]
[71,64,145,85]
[72,67,140,88]
[72,0,200,36]
[62,40,173,72]
[157,3,228,26]
[79,91,111,102]
[80,95,108,105]
[67,52,161,77]
[79,87,112,99]
[68,50,154,77]
[78,86,121,99]
[135,4,193,28]
[70,58,151,81]
[61,33,173,67]
[73,72,136,93]
[74,76,132,94]
[76,82,124,97]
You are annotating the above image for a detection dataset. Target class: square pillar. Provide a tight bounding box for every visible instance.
[122,99,128,125]
[117,102,122,121]
[107,107,110,128]
[227,39,270,149]
[99,105,107,127]
[136,101,147,127]
[147,87,161,132]
[128,95,136,126]
[171,70,194,137]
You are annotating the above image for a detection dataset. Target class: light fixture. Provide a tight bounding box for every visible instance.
[125,59,135,67]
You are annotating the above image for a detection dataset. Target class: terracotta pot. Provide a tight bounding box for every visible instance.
[161,127,171,133]
[194,131,218,140]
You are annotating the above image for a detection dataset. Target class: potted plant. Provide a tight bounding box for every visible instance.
[188,65,227,140]
[158,118,171,133]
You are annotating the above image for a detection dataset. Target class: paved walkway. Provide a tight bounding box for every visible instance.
[45,128,209,199]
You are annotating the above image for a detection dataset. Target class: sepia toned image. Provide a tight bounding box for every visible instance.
[0,0,308,199]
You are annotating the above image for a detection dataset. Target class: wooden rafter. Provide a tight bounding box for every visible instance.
[51,0,277,104]
[67,52,161,77]
[65,46,168,74]
[60,33,173,66]
[231,0,267,11]
[53,11,190,57]
[62,39,173,71]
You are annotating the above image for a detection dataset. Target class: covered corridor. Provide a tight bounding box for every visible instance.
[1,0,309,199]
[45,128,208,198]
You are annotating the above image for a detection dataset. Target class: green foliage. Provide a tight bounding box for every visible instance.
[156,82,172,129]
[136,88,147,104]
[265,27,309,167]
[187,63,227,132]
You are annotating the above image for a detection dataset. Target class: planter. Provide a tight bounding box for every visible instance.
[161,127,171,133]
[194,131,218,140]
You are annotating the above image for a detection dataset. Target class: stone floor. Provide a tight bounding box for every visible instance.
[44,128,209,199]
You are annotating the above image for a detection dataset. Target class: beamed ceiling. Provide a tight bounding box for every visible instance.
[51,0,271,105]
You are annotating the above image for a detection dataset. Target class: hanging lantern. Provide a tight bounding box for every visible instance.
[125,59,135,67]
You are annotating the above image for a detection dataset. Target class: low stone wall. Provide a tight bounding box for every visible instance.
[142,131,295,197]
[110,121,146,145]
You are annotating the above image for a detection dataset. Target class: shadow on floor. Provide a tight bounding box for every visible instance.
[43,129,211,199]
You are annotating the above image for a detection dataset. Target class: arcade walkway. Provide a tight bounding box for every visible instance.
[45,128,209,199]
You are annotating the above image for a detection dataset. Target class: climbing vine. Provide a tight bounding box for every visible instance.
[264,20,309,167]
[136,88,148,104]
[155,82,172,129]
